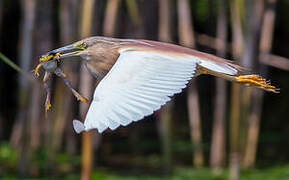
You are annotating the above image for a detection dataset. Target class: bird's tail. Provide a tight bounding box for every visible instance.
[198,60,279,93]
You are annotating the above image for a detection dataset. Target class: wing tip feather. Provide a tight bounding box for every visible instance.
[73,120,86,134]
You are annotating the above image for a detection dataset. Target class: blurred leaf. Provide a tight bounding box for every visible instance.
[195,0,209,22]
[0,52,22,73]
[0,142,17,167]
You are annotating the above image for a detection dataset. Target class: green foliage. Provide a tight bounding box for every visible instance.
[0,142,17,167]
[87,166,289,180]
[0,52,22,73]
[195,0,210,22]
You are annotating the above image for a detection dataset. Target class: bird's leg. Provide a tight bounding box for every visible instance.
[43,71,52,115]
[197,66,279,93]
[32,63,43,77]
[234,74,279,93]
[54,68,89,103]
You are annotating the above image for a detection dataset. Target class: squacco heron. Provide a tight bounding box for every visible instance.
[32,37,278,133]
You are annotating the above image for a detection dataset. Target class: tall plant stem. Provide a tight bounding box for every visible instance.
[79,0,95,179]
[158,0,172,173]
[229,0,244,179]
[243,0,276,168]
[210,0,228,171]
[177,0,204,168]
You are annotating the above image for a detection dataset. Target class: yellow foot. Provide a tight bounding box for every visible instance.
[32,63,43,77]
[74,92,89,103]
[45,103,51,112]
[44,103,51,118]
[236,74,279,93]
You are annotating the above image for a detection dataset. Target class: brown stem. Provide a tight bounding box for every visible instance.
[177,0,204,167]
[79,0,96,179]
[243,0,276,168]
[210,0,227,170]
[158,0,173,173]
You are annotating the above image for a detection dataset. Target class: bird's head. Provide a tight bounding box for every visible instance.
[39,39,92,63]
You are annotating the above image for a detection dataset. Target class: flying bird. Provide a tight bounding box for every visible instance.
[33,36,278,133]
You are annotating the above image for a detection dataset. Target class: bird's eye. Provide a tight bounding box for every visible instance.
[73,42,87,50]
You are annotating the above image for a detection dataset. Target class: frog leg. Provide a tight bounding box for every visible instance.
[43,71,52,115]
[54,68,89,103]
[32,63,43,77]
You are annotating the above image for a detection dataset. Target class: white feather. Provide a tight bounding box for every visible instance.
[78,50,199,133]
[199,60,238,75]
[73,120,85,134]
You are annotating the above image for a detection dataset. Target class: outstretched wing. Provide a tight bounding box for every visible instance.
[73,49,200,133]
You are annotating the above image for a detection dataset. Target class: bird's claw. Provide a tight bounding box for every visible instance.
[77,95,89,103]
[32,63,43,77]
[44,102,51,118]
[32,69,40,77]
[236,74,279,93]
[45,103,51,112]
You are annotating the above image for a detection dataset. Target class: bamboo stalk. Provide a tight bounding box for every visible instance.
[61,0,79,155]
[177,0,195,47]
[30,0,55,152]
[238,0,263,161]
[158,0,172,173]
[9,0,36,175]
[177,0,204,167]
[210,0,227,171]
[50,0,80,155]
[103,0,121,37]
[0,0,2,32]
[125,0,141,27]
[79,0,95,179]
[243,0,277,168]
[10,0,36,148]
[229,0,244,179]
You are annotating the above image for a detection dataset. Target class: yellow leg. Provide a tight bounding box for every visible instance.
[72,90,89,103]
[236,74,266,83]
[235,74,279,93]
[197,66,279,93]
[32,63,43,77]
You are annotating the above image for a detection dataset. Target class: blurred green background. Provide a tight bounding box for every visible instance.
[0,0,289,179]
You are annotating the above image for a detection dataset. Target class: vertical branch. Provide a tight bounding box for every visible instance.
[243,0,276,168]
[0,0,2,34]
[158,0,172,173]
[229,0,244,179]
[177,0,204,167]
[210,0,228,171]
[31,2,55,175]
[63,0,80,155]
[103,0,121,37]
[30,0,54,152]
[52,0,79,155]
[0,0,3,140]
[10,0,36,175]
[125,0,141,28]
[177,0,195,47]
[238,0,263,167]
[158,0,171,42]
[79,0,95,179]
[10,0,36,148]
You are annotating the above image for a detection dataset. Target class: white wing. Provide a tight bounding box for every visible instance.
[73,50,200,133]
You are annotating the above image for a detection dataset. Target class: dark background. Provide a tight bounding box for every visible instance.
[0,0,288,179]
